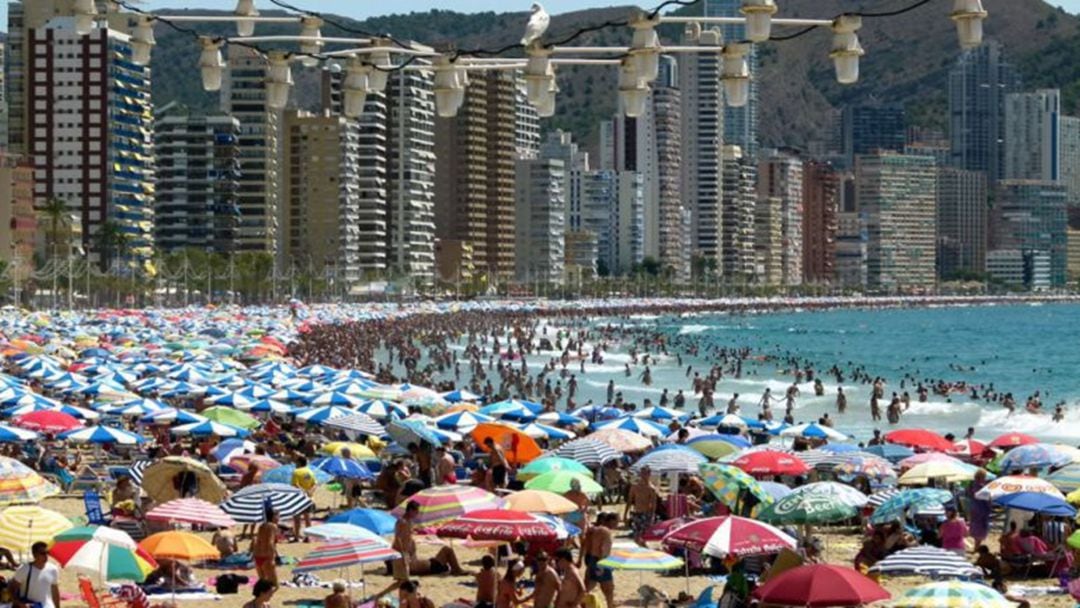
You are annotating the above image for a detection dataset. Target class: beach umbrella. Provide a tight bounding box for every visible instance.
[199,406,259,430]
[535,411,587,427]
[751,564,890,607]
[631,406,687,422]
[327,508,397,535]
[796,449,851,471]
[145,498,237,528]
[0,506,74,554]
[870,488,954,524]
[139,530,219,562]
[664,515,796,556]
[570,404,623,422]
[303,523,385,542]
[390,485,503,526]
[552,438,621,465]
[885,429,955,452]
[892,581,1011,608]
[899,452,966,470]
[211,438,257,464]
[12,410,82,433]
[758,481,794,501]
[694,413,758,430]
[0,424,38,443]
[975,475,1064,501]
[994,491,1076,516]
[240,399,297,415]
[51,526,158,584]
[644,517,692,543]
[441,388,481,403]
[524,471,603,496]
[0,456,60,505]
[503,489,578,514]
[598,544,683,571]
[126,459,152,486]
[221,483,315,523]
[1047,463,1080,493]
[320,442,377,459]
[731,449,810,477]
[59,425,146,445]
[170,420,248,438]
[698,463,773,509]
[434,410,494,433]
[950,438,987,458]
[516,422,576,441]
[472,423,542,465]
[387,419,442,447]
[95,398,167,417]
[140,456,229,504]
[899,461,976,485]
[758,482,865,525]
[780,423,850,442]
[226,453,282,474]
[685,434,743,459]
[356,400,408,422]
[988,432,1038,449]
[437,509,558,542]
[870,545,982,578]
[293,538,400,573]
[480,399,541,422]
[517,456,594,481]
[630,447,707,474]
[998,443,1071,473]
[205,392,259,408]
[665,427,710,442]
[589,428,653,453]
[833,455,897,480]
[296,405,355,424]
[864,443,915,463]
[262,464,333,486]
[139,407,207,426]
[312,457,374,481]
[591,416,669,438]
[819,443,862,454]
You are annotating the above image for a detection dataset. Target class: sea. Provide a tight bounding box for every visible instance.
[422,302,1080,444]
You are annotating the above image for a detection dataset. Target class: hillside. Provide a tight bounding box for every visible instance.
[148,0,1080,149]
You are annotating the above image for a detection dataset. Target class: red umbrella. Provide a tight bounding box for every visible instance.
[436,509,556,542]
[643,517,691,542]
[663,515,795,556]
[951,438,988,458]
[752,564,890,607]
[731,449,809,476]
[988,432,1038,448]
[884,429,954,452]
[13,410,82,433]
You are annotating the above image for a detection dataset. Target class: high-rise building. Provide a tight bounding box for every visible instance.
[758,151,803,285]
[1004,89,1061,183]
[154,103,241,254]
[802,160,841,284]
[936,168,988,279]
[1061,116,1080,209]
[839,104,906,167]
[0,154,37,282]
[856,153,937,292]
[679,27,724,267]
[541,131,594,274]
[948,40,1019,185]
[28,18,155,269]
[704,0,758,159]
[577,168,645,277]
[753,196,782,286]
[222,46,281,256]
[282,110,369,286]
[990,180,1068,286]
[720,145,756,280]
[1067,228,1080,283]
[835,175,866,288]
[515,87,541,160]
[514,158,565,286]
[434,71,519,280]
[0,42,8,150]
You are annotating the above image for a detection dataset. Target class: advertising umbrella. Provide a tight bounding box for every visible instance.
[975,475,1064,501]
[437,509,557,542]
[51,526,158,584]
[221,483,315,523]
[146,497,237,528]
[503,489,578,514]
[757,483,865,525]
[517,456,594,481]
[885,429,955,452]
[892,581,1011,608]
[0,456,60,505]
[524,471,604,496]
[663,515,796,556]
[327,508,397,535]
[994,491,1077,516]
[998,443,1072,473]
[0,506,73,554]
[472,423,542,465]
[552,438,621,466]
[390,485,503,526]
[869,545,983,578]
[751,564,890,607]
[141,456,228,504]
[731,449,810,476]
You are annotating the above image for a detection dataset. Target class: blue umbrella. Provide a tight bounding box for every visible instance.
[571,405,623,422]
[306,391,364,407]
[591,416,669,437]
[758,480,795,501]
[536,411,587,427]
[998,443,1072,474]
[387,419,441,446]
[441,389,481,403]
[864,443,915,463]
[994,491,1077,517]
[139,407,207,425]
[262,464,333,485]
[434,411,494,432]
[295,405,354,424]
[213,438,255,463]
[0,424,38,442]
[688,433,752,450]
[312,457,374,480]
[696,414,765,429]
[480,399,541,421]
[819,443,862,454]
[327,508,397,535]
[59,425,146,445]
[244,399,297,415]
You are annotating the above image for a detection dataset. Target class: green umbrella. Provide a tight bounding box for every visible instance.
[200,406,259,430]
[699,463,773,509]
[517,456,594,481]
[524,471,603,495]
[757,483,863,525]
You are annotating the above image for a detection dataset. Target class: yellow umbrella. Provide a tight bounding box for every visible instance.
[504,489,579,514]
[321,442,376,459]
[0,506,74,554]
[140,456,228,504]
[139,531,220,562]
[898,461,975,486]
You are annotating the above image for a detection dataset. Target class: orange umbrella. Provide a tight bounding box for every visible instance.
[445,403,479,414]
[139,531,220,562]
[504,489,579,514]
[471,423,542,465]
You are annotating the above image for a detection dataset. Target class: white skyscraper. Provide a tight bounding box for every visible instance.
[759,151,804,285]
[1004,89,1061,183]
[515,158,566,285]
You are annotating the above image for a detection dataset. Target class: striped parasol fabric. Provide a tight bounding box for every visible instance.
[293,538,401,573]
[303,523,384,542]
[0,506,74,554]
[321,412,385,437]
[0,456,60,505]
[58,425,146,445]
[553,438,621,465]
[891,581,1012,608]
[220,483,315,523]
[295,405,355,424]
[127,460,152,486]
[355,400,408,422]
[146,498,238,528]
[630,447,707,474]
[597,544,684,571]
[390,485,503,526]
[869,545,983,578]
[437,509,556,542]
[870,489,952,524]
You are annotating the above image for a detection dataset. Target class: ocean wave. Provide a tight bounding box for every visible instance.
[678,324,712,335]
[976,408,1080,440]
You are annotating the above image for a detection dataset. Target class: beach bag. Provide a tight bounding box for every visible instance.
[215,573,249,594]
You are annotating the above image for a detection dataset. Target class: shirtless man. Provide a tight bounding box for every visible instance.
[626,467,659,545]
[475,555,497,608]
[485,437,510,489]
[374,500,419,601]
[532,551,561,608]
[580,513,614,608]
[435,445,456,485]
[554,548,585,608]
[563,478,591,537]
[252,509,279,585]
[836,387,847,414]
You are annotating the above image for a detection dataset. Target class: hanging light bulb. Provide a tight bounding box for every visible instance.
[130,15,156,65]
[721,43,750,107]
[298,16,323,67]
[628,11,661,85]
[951,0,987,49]
[198,37,226,92]
[342,55,371,119]
[535,78,559,118]
[365,39,393,92]
[74,0,97,36]
[618,58,649,118]
[524,44,555,107]
[740,0,777,43]
[433,55,467,118]
[266,51,293,110]
[829,15,863,85]
[234,0,259,37]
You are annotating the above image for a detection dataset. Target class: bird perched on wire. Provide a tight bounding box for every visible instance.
[521,3,550,47]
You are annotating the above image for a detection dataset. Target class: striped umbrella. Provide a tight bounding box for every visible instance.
[517,422,577,441]
[95,399,167,417]
[296,405,355,424]
[0,506,74,554]
[434,411,494,433]
[170,420,248,438]
[51,526,158,584]
[796,449,853,471]
[387,419,442,447]
[892,581,1012,608]
[138,408,207,426]
[146,498,237,528]
[356,400,408,422]
[998,443,1072,473]
[899,461,977,485]
[779,422,850,441]
[293,538,401,573]
[59,425,147,445]
[664,515,796,557]
[390,485,503,526]
[869,545,984,578]
[0,456,60,505]
[591,416,669,438]
[307,392,365,407]
[631,406,688,422]
[441,389,481,403]
[322,413,385,437]
[480,399,541,422]
[0,424,38,443]
[870,489,953,524]
[553,438,621,465]
[303,523,385,542]
[221,483,315,523]
[241,399,297,415]
[127,460,152,486]
[833,455,897,480]
[598,544,683,571]
[631,447,707,474]
[437,509,557,542]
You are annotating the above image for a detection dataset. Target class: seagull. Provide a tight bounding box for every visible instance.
[521,3,550,47]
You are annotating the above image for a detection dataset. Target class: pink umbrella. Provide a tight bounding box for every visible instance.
[663,515,796,557]
[146,498,238,528]
[643,517,692,542]
[390,485,503,526]
[898,452,963,471]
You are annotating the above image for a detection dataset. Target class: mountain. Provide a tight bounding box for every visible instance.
[148,0,1080,150]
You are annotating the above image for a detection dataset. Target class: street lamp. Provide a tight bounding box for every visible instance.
[829,15,863,85]
[298,16,323,67]
[234,0,259,37]
[951,0,987,49]
[628,11,661,84]
[366,39,394,92]
[618,58,649,118]
[342,56,370,118]
[199,37,226,92]
[266,51,293,109]
[741,0,778,43]
[131,16,156,65]
[721,43,751,107]
[74,0,97,36]
[433,55,468,118]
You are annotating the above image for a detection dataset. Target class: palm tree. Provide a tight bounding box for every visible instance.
[39,198,69,262]
[95,221,127,271]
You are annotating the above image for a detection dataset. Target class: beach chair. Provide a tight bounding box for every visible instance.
[78,576,127,608]
[84,490,111,526]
